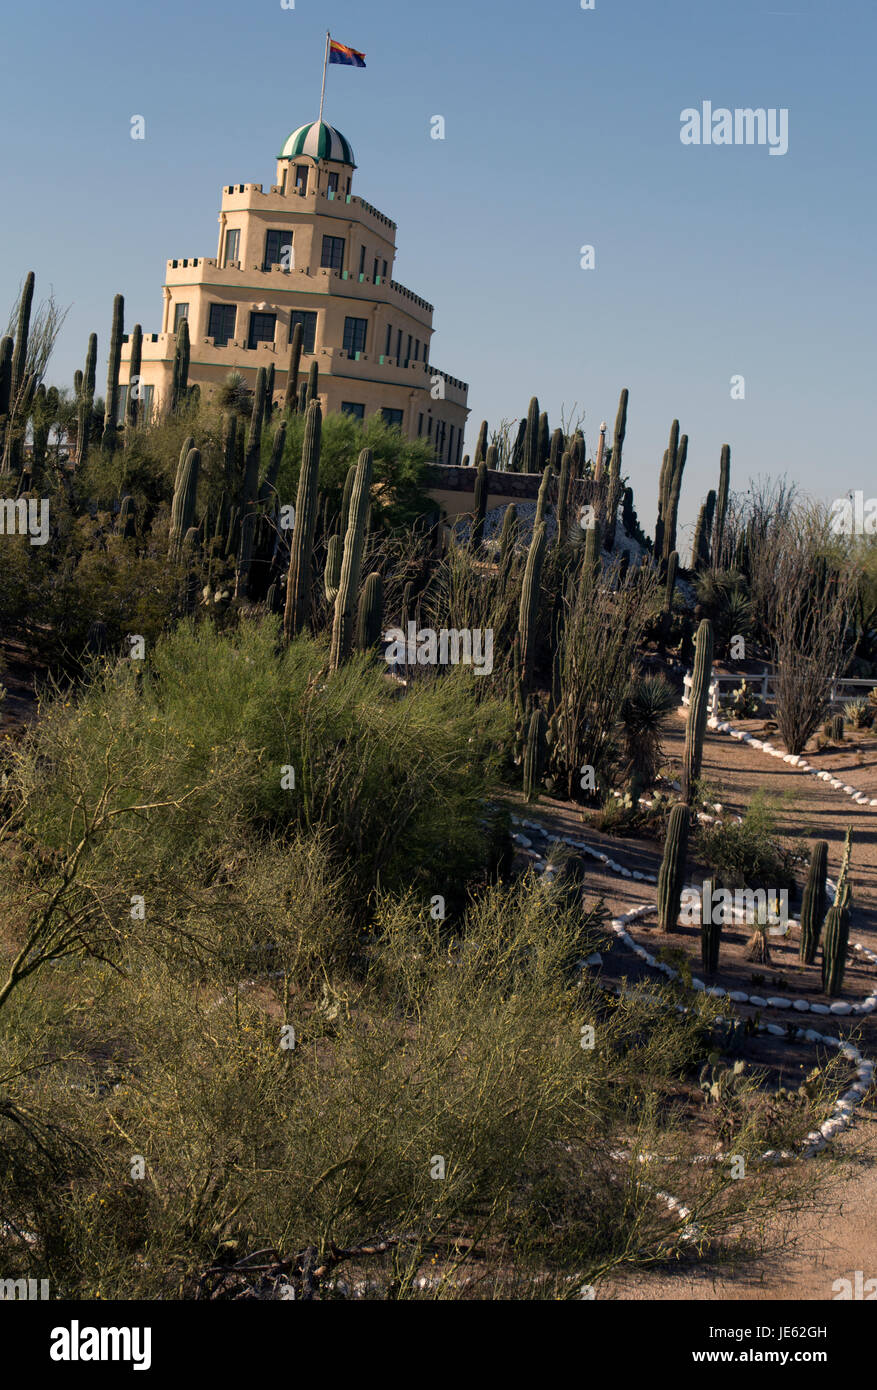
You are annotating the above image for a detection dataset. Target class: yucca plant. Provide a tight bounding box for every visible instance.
[619,673,676,791]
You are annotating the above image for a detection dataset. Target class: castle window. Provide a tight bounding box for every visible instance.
[396,329,402,361]
[321,235,345,271]
[289,311,317,353]
[382,260,388,279]
[208,303,236,347]
[264,229,293,271]
[417,413,424,435]
[358,246,366,275]
[343,317,368,356]
[248,312,276,349]
[173,302,189,331]
[223,229,240,266]
[373,258,379,281]
[385,324,392,355]
[381,408,404,430]
[327,171,339,195]
[295,165,309,194]
[405,335,412,366]
[341,401,365,420]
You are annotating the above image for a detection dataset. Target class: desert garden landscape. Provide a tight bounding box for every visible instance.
[1,270,876,1304]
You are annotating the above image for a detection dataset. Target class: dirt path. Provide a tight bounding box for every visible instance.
[518,714,877,1300]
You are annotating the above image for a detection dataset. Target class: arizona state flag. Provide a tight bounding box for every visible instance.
[329,39,366,67]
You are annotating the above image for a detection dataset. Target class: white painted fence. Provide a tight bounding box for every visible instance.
[681,669,877,715]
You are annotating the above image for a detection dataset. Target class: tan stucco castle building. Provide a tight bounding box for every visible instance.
[119,121,469,459]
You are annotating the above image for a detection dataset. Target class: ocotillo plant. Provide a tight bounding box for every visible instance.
[329,448,373,671]
[522,396,540,473]
[283,399,322,639]
[471,459,488,551]
[168,447,200,562]
[700,876,721,975]
[101,294,124,454]
[284,322,304,414]
[518,521,546,695]
[713,444,731,566]
[356,571,384,650]
[658,803,689,932]
[126,324,143,431]
[523,708,547,802]
[799,840,829,964]
[822,902,850,997]
[604,387,629,551]
[77,332,97,466]
[171,318,190,414]
[682,618,713,802]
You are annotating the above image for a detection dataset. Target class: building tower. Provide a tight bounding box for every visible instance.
[119,121,469,459]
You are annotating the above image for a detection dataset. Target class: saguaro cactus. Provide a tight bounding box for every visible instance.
[658,803,690,932]
[522,396,540,473]
[118,494,137,539]
[534,465,551,531]
[168,446,200,561]
[799,840,828,964]
[473,420,489,467]
[324,532,343,602]
[101,293,124,453]
[523,708,547,801]
[472,459,488,550]
[77,333,97,466]
[283,398,322,639]
[329,448,373,671]
[171,318,190,413]
[690,502,709,572]
[665,433,687,561]
[510,417,526,472]
[126,324,143,431]
[822,903,850,997]
[682,618,713,802]
[604,387,629,551]
[713,444,731,566]
[700,876,721,975]
[518,521,546,694]
[356,571,384,650]
[306,360,319,403]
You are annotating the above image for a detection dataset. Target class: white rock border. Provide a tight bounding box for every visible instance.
[703,711,877,810]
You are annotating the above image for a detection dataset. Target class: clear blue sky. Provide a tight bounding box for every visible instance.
[2,0,874,545]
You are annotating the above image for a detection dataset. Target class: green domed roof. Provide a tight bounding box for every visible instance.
[278,122,356,167]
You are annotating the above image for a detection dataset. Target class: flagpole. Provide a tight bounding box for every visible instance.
[318,31,330,124]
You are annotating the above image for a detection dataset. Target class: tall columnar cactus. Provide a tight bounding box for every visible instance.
[284,322,304,415]
[329,448,373,671]
[682,618,713,802]
[799,840,829,964]
[523,707,547,802]
[537,411,550,468]
[118,494,137,540]
[265,362,275,408]
[10,271,35,403]
[235,511,256,598]
[473,420,488,467]
[593,421,607,482]
[126,324,143,431]
[518,521,546,693]
[690,502,709,572]
[499,503,518,572]
[324,532,343,602]
[658,803,690,932]
[836,826,853,912]
[101,294,124,454]
[534,465,551,531]
[664,550,678,614]
[339,463,356,535]
[653,447,670,561]
[822,902,850,997]
[604,387,629,551]
[700,876,721,975]
[510,417,526,472]
[242,369,267,507]
[77,332,97,466]
[713,444,731,566]
[665,432,687,560]
[555,451,571,547]
[471,459,488,550]
[522,396,540,473]
[356,571,384,650]
[258,420,287,504]
[171,317,190,414]
[549,427,564,475]
[0,336,12,457]
[703,488,717,541]
[306,360,319,404]
[283,399,322,639]
[485,443,499,469]
[583,517,602,582]
[168,446,200,561]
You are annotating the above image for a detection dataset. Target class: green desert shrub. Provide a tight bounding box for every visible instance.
[695,792,802,891]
